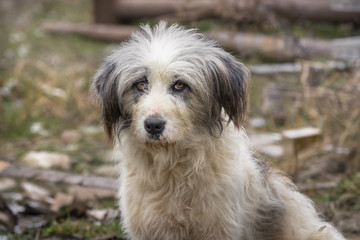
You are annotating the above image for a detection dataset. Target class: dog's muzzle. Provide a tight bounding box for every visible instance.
[144,116,166,139]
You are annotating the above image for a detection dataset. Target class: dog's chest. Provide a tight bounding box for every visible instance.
[120,158,243,240]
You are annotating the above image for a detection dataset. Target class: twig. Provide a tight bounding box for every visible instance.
[41,22,137,42]
[249,61,347,75]
[297,181,338,192]
[0,161,117,190]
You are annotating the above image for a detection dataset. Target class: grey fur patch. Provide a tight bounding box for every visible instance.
[254,201,285,240]
[253,182,286,240]
[92,61,131,138]
[254,157,271,180]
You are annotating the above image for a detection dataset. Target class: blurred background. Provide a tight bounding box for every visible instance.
[0,0,359,239]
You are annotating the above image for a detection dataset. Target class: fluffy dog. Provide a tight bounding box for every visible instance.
[92,22,346,240]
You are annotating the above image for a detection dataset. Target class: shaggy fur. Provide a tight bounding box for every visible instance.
[92,22,346,240]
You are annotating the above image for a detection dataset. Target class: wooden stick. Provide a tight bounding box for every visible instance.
[297,181,338,192]
[207,31,332,61]
[41,22,137,42]
[0,161,117,190]
[249,61,348,75]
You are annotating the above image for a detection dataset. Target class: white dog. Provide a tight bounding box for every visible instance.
[92,22,346,240]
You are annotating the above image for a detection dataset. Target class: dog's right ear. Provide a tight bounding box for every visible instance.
[91,61,121,139]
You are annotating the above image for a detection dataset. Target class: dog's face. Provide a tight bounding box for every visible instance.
[92,22,250,146]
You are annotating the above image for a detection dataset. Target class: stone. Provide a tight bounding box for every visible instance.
[21,151,71,170]
[21,182,52,204]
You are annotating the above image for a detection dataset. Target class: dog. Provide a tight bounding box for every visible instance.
[91,22,346,240]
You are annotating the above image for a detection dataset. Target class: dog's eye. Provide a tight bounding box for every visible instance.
[135,81,148,91]
[172,81,187,92]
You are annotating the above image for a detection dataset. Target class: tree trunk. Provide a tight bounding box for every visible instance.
[41,22,137,42]
[114,0,217,22]
[264,0,360,22]
[41,22,360,62]
[207,31,332,61]
[93,0,119,24]
[94,0,360,23]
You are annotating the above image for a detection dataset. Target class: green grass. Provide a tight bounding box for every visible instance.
[41,218,124,238]
[290,21,359,39]
[0,218,125,239]
[99,199,118,209]
[311,173,360,208]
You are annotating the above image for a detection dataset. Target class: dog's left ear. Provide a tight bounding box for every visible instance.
[210,53,250,129]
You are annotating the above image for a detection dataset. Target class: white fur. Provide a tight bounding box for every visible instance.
[93,22,346,240]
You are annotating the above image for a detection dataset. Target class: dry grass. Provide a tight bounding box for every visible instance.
[0,0,108,139]
[302,68,360,171]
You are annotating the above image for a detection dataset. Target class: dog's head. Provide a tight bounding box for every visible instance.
[92,22,250,146]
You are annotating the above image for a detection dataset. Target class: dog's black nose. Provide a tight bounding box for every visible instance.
[144,117,166,136]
